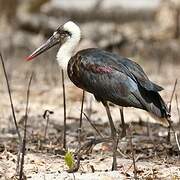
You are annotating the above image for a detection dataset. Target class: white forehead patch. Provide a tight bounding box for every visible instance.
[56,21,81,71]
[63,21,81,36]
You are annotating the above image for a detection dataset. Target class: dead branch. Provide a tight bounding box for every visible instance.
[168,79,177,113]
[61,70,67,150]
[0,53,22,143]
[167,79,178,143]
[82,112,103,138]
[19,73,33,180]
[129,125,138,179]
[175,94,180,123]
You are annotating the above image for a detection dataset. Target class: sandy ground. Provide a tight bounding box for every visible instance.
[0,57,180,179]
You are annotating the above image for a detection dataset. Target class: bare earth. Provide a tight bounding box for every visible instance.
[0,56,180,179]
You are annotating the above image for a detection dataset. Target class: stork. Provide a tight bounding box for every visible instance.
[26,21,170,170]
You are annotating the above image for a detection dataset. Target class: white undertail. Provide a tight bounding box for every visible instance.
[56,21,81,70]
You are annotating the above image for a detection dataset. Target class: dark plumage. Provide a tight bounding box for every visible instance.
[26,21,171,170]
[68,48,170,124]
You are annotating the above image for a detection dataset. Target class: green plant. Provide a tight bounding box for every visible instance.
[64,151,75,170]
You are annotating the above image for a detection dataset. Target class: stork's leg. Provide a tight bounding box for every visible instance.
[119,107,126,138]
[102,101,117,171]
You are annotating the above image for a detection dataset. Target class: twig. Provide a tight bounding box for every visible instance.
[124,155,140,174]
[165,79,180,152]
[167,79,178,143]
[19,73,33,180]
[43,110,54,140]
[170,94,180,151]
[117,147,128,158]
[130,138,137,179]
[61,70,67,150]
[78,90,85,148]
[129,125,138,179]
[0,53,22,143]
[82,112,103,138]
[175,94,180,123]
[175,94,180,152]
[16,151,21,176]
[175,132,180,152]
[168,79,177,113]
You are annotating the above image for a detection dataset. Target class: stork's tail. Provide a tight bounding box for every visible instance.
[146,92,171,127]
[137,86,171,126]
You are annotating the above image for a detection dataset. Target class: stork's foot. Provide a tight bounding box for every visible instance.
[75,136,122,171]
[112,160,117,171]
[75,137,112,155]
[111,137,118,171]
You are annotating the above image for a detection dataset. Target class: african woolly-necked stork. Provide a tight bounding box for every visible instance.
[26,21,170,170]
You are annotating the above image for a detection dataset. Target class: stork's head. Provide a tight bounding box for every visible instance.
[26,21,81,61]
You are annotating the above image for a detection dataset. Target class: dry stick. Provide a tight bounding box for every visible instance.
[78,90,85,148]
[167,91,180,152]
[19,73,33,180]
[129,125,137,180]
[0,53,23,175]
[175,94,180,123]
[168,79,177,113]
[167,79,178,143]
[0,53,22,142]
[175,132,180,151]
[61,70,67,150]
[82,112,103,138]
[166,79,180,153]
[175,94,180,151]
[124,155,140,174]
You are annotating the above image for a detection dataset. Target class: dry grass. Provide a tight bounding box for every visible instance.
[0,52,180,178]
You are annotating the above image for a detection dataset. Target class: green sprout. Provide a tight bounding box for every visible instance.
[64,151,75,170]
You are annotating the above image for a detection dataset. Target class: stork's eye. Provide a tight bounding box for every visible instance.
[64,30,72,37]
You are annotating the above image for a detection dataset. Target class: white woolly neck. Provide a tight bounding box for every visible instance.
[56,21,81,70]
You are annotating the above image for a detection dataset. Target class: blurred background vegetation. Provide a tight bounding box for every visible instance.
[0,0,179,122]
[0,1,180,178]
[0,0,179,84]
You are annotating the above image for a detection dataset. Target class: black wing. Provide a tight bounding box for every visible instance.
[68,49,146,109]
[68,48,168,119]
[101,50,163,92]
